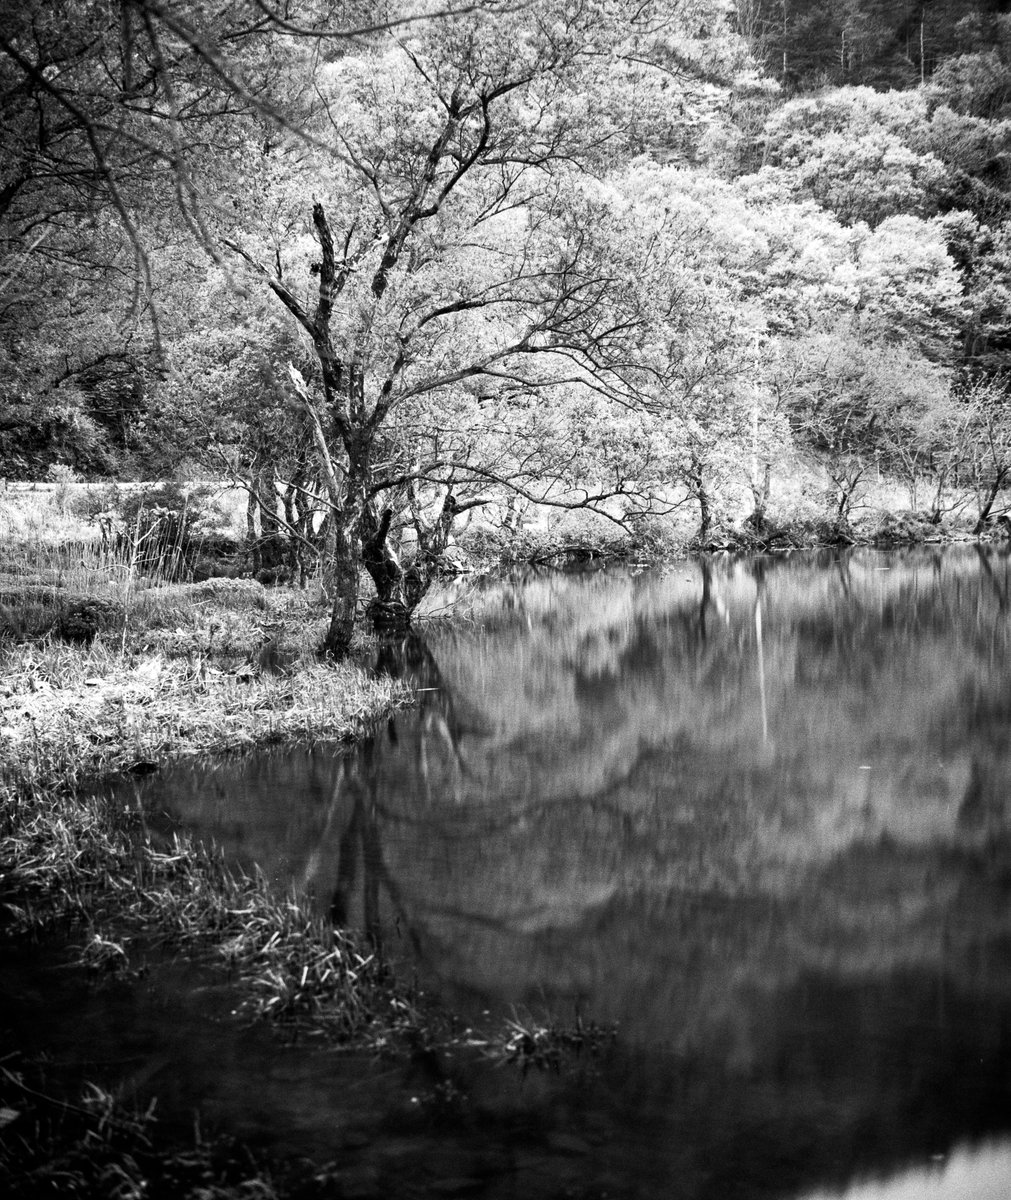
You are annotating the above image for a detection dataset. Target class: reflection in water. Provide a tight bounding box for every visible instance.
[122,547,1011,1197]
[800,1140,1011,1200]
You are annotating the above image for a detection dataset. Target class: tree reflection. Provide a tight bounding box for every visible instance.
[327,631,469,950]
[376,632,468,802]
[975,543,1010,612]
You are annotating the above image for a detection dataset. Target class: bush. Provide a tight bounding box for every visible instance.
[67,481,122,522]
[57,595,125,643]
[861,509,943,545]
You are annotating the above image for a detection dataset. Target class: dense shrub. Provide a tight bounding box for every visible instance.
[58,595,125,643]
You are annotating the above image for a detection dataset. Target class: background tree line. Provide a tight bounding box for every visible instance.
[734,0,1010,93]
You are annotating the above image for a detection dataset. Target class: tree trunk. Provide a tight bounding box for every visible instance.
[362,508,414,633]
[254,461,285,573]
[361,492,459,634]
[322,522,360,658]
[318,432,372,656]
[973,466,1010,534]
[245,484,259,572]
[747,462,771,532]
[698,486,712,542]
[689,467,712,542]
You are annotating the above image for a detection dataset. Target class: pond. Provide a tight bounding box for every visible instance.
[26,547,1011,1196]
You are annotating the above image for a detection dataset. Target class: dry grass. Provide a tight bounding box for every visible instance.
[1,642,401,780]
[0,544,406,782]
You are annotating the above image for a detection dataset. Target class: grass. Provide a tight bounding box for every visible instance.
[0,516,433,1194]
[2,777,408,1036]
[0,623,417,1062]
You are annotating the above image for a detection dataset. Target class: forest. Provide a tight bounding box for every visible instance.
[2,0,1011,652]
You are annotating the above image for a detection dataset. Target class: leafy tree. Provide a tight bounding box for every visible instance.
[757,87,948,225]
[225,1,751,652]
[159,269,327,575]
[0,0,419,472]
[0,0,382,302]
[771,327,952,528]
[0,256,157,477]
[928,41,1011,119]
[941,211,1011,372]
[921,104,1011,223]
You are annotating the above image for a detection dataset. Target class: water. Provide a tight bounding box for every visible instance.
[21,546,1011,1196]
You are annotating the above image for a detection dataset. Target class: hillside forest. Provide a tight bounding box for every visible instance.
[3,0,1011,652]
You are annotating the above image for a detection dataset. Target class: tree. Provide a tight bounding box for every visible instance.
[929,40,1011,120]
[0,0,452,472]
[756,87,948,225]
[0,249,158,477]
[0,0,401,300]
[952,374,1011,531]
[159,268,329,576]
[225,1,751,653]
[941,211,1011,374]
[730,0,1006,93]
[771,327,952,528]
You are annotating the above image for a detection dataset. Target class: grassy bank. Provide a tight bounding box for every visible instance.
[0,540,411,975]
[0,533,426,1194]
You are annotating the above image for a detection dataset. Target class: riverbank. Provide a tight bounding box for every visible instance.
[458,505,1008,570]
[0,569,423,1196]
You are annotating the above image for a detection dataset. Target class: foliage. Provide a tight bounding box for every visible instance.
[114,482,236,579]
[929,43,1011,118]
[942,374,1011,530]
[941,211,1011,372]
[758,88,948,224]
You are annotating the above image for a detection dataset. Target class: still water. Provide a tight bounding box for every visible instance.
[79,550,1011,1193]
